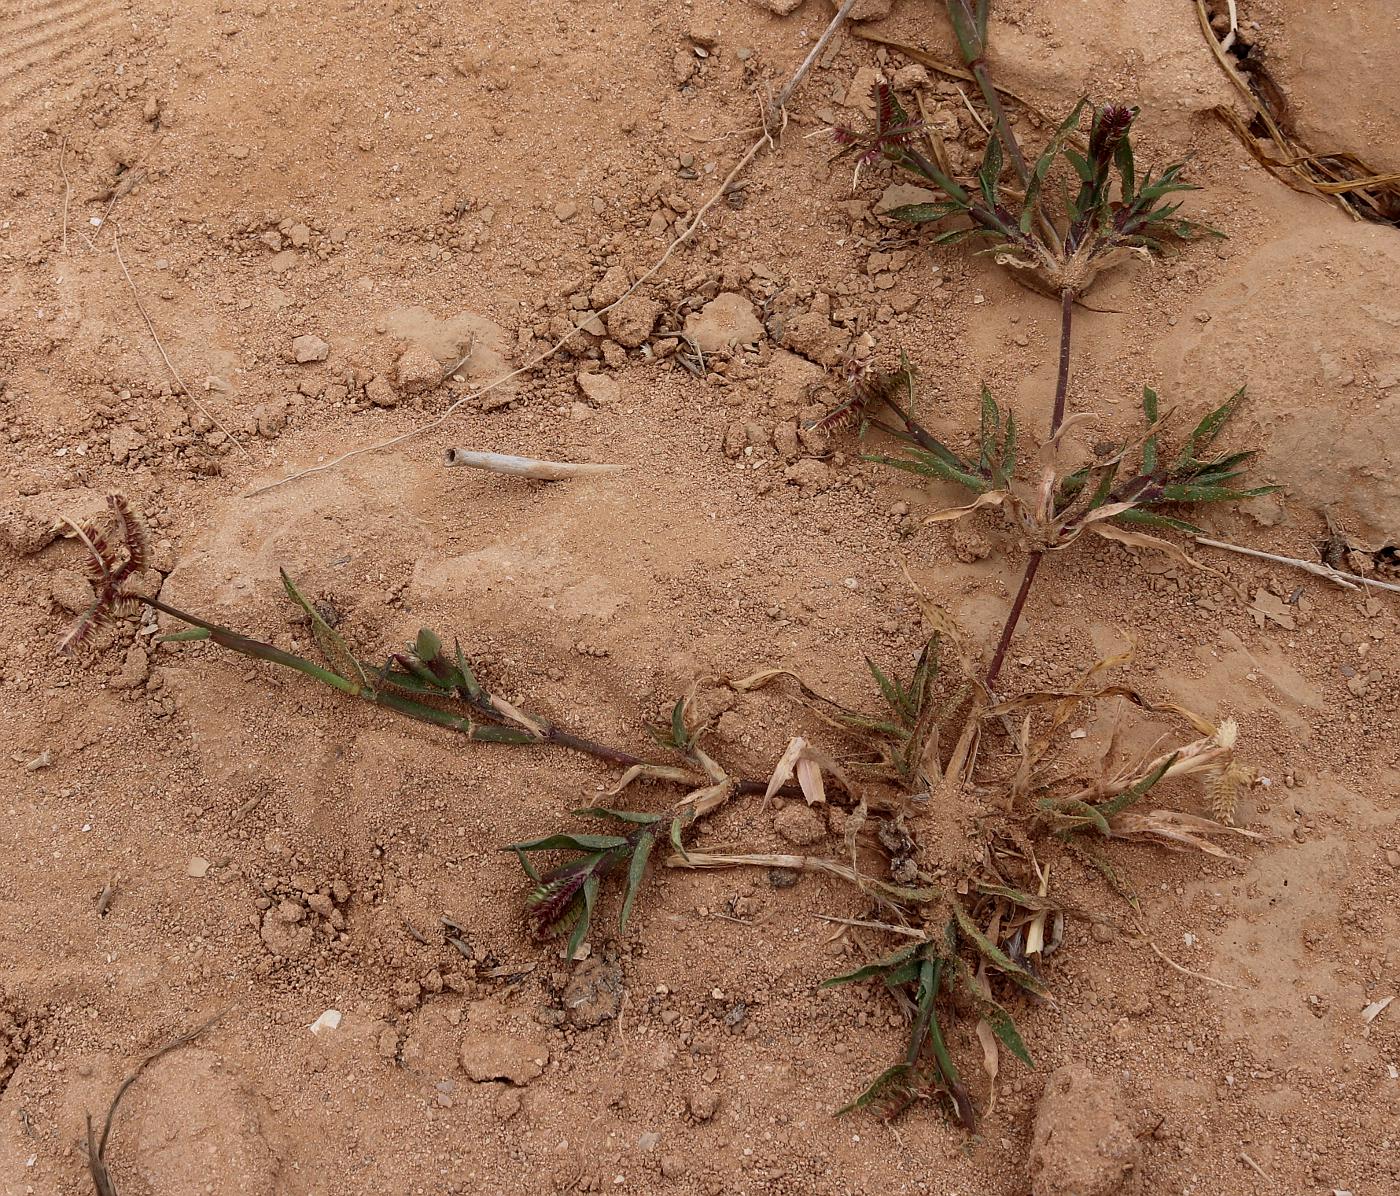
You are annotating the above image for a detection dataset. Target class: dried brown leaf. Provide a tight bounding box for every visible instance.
[766,737,807,803]
[1090,523,1228,583]
[1108,809,1265,859]
[606,763,705,796]
[796,755,827,806]
[975,1017,1000,1115]
[489,695,546,739]
[923,489,1007,525]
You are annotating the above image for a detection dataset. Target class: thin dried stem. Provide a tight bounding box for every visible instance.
[985,288,1076,689]
[1049,288,1074,435]
[112,226,251,459]
[86,1012,224,1195]
[1140,938,1243,992]
[984,552,1042,690]
[59,133,73,257]
[1238,1151,1274,1184]
[816,914,928,939]
[770,0,859,117]
[665,850,936,904]
[1195,536,1399,595]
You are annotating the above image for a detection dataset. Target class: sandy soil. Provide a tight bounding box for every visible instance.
[1,1,1398,1193]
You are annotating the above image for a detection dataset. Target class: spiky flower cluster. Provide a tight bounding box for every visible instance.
[832,83,925,172]
[57,494,150,654]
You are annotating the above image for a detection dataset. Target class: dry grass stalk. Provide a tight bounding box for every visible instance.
[1142,938,1244,991]
[1194,0,1400,223]
[59,133,74,256]
[1195,536,1400,596]
[86,1013,222,1195]
[664,850,935,906]
[112,227,250,459]
[852,28,1079,139]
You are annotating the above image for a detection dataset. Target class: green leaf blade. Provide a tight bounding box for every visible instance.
[889,201,966,224]
[280,569,371,693]
[618,832,656,933]
[566,873,600,960]
[505,833,629,853]
[952,902,1048,997]
[822,942,924,989]
[570,806,665,825]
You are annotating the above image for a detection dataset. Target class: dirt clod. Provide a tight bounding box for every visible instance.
[291,334,330,363]
[683,293,765,354]
[459,1030,548,1086]
[606,294,661,348]
[50,569,96,614]
[577,372,621,406]
[773,803,825,846]
[1029,1064,1141,1196]
[396,346,443,394]
[688,1086,721,1121]
[563,957,625,1027]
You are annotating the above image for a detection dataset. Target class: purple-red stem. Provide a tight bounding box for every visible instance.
[984,552,1043,689]
[1049,288,1074,436]
[985,289,1075,689]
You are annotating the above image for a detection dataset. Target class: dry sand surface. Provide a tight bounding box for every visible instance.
[1,1,1398,1193]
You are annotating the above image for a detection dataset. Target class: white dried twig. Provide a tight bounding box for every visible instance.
[1195,536,1400,595]
[442,449,626,480]
[1220,0,1239,54]
[59,134,73,257]
[1141,938,1244,991]
[1361,995,1394,1025]
[770,0,859,117]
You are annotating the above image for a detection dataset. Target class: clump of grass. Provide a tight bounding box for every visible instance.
[995,671,1265,838]
[506,696,734,957]
[677,628,1263,1129]
[837,7,1216,304]
[871,379,1271,537]
[734,631,970,792]
[824,907,1038,1127]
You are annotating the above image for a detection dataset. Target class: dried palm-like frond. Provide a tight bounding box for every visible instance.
[56,494,152,654]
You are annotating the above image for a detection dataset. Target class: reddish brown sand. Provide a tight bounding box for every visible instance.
[1,1,1397,1193]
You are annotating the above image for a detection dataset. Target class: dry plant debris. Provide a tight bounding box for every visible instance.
[1194,0,1400,224]
[84,1014,222,1196]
